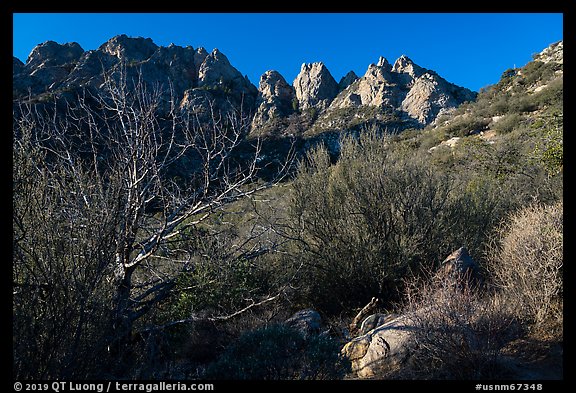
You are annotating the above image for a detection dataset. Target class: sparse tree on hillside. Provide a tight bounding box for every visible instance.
[13,67,291,378]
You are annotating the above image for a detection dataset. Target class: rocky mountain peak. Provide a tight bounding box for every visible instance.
[14,34,477,139]
[14,36,258,124]
[377,56,391,69]
[197,47,256,96]
[259,70,294,100]
[198,48,231,83]
[364,58,393,83]
[319,54,476,130]
[25,40,84,69]
[14,40,86,95]
[338,71,359,91]
[392,55,426,78]
[251,70,296,128]
[293,62,339,111]
[193,47,208,76]
[98,34,158,62]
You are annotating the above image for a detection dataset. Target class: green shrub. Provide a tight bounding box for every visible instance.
[521,60,561,86]
[533,78,563,109]
[531,111,563,176]
[508,94,539,113]
[443,115,490,137]
[492,113,523,134]
[204,324,349,379]
[286,130,507,314]
[488,95,510,115]
[170,228,273,317]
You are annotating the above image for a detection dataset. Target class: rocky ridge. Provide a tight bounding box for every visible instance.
[321,55,476,129]
[14,34,476,139]
[251,54,476,137]
[13,34,257,119]
[535,40,563,64]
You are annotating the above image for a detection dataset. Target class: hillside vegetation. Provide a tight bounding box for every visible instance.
[13,40,562,380]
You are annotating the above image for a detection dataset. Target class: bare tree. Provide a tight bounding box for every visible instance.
[13,66,292,378]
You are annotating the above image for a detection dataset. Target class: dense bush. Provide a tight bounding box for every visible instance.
[204,324,349,379]
[285,130,510,314]
[442,115,490,137]
[169,228,274,317]
[492,113,524,134]
[488,201,563,335]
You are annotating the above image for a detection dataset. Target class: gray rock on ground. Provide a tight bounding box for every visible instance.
[437,246,483,287]
[285,309,322,337]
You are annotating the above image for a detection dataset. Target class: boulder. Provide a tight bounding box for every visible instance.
[342,313,415,378]
[285,309,322,337]
[359,313,389,336]
[437,246,483,288]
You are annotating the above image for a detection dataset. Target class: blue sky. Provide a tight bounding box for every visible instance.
[13,13,563,92]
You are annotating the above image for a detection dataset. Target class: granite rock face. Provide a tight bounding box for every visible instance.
[293,62,339,111]
[25,40,84,70]
[252,70,296,127]
[326,55,476,127]
[14,40,85,95]
[98,34,158,62]
[198,48,255,94]
[535,40,563,64]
